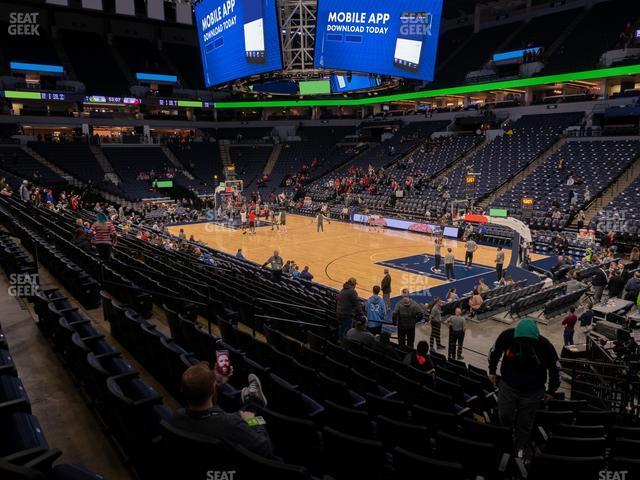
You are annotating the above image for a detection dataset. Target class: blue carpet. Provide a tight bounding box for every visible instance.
[377,254,493,281]
[388,265,542,307]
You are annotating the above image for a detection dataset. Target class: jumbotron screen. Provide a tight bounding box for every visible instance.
[314,0,443,81]
[195,0,283,87]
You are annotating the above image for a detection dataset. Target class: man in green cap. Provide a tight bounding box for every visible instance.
[488,318,560,456]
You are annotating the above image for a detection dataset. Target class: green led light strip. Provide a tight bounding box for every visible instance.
[177,100,203,108]
[214,64,640,109]
[4,90,42,100]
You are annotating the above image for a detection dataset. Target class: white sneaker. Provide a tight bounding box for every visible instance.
[241,373,267,406]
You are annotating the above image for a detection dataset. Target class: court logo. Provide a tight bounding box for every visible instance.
[8,12,40,36]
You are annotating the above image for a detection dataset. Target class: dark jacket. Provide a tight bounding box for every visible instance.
[393,297,424,330]
[169,406,274,459]
[381,274,392,295]
[488,329,560,394]
[608,275,625,298]
[624,276,640,300]
[336,283,363,317]
[591,268,608,287]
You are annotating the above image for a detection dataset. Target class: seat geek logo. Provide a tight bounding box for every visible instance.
[400,12,433,37]
[8,12,40,36]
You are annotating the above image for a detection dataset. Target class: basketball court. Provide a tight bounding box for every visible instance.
[168,215,545,302]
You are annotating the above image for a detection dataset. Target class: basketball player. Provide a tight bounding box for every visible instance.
[248,209,256,235]
[240,208,247,234]
[279,209,287,232]
[316,211,329,232]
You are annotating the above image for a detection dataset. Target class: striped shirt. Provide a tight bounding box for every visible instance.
[91,222,116,245]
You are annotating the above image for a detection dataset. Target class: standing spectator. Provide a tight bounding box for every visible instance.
[91,212,117,261]
[444,247,455,280]
[562,307,578,346]
[19,180,30,202]
[433,237,443,273]
[488,319,560,455]
[365,285,386,334]
[381,269,392,316]
[608,270,625,299]
[495,246,505,280]
[262,250,284,282]
[299,266,314,281]
[464,236,478,268]
[591,266,609,303]
[624,271,640,301]
[336,278,362,339]
[392,288,424,349]
[429,297,445,350]
[447,307,466,360]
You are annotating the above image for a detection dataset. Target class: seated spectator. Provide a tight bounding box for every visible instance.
[403,341,435,375]
[477,278,490,294]
[299,266,314,281]
[169,363,274,459]
[468,289,484,316]
[624,271,640,302]
[445,288,459,302]
[344,316,377,348]
[608,270,625,299]
[579,302,594,329]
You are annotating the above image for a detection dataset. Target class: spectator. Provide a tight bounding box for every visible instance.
[623,271,640,302]
[336,277,363,339]
[403,341,435,375]
[235,248,245,260]
[579,302,594,329]
[344,316,377,348]
[468,289,484,316]
[445,288,459,302]
[169,363,274,459]
[477,278,490,294]
[299,266,314,281]
[591,266,609,303]
[447,307,466,360]
[19,180,30,202]
[262,250,284,282]
[488,319,560,455]
[608,270,625,299]
[428,297,445,350]
[365,285,386,334]
[392,288,424,349]
[562,307,578,346]
[91,212,117,261]
[381,269,392,316]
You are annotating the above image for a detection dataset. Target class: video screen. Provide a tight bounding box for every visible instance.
[314,0,443,81]
[195,0,283,87]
